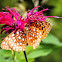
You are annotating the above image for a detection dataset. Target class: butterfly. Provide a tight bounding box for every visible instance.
[1,21,52,52]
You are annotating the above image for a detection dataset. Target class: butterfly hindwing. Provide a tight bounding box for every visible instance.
[27,21,52,49]
[1,29,27,52]
[27,26,41,49]
[1,37,11,50]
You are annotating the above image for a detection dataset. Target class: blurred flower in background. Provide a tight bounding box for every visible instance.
[0,0,62,62]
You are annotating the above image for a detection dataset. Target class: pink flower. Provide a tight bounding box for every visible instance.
[0,6,25,34]
[24,6,61,24]
[0,6,61,34]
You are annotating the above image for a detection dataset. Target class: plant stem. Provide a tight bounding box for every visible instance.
[12,50,16,62]
[23,51,28,62]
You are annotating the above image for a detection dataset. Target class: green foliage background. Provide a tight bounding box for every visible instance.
[0,0,62,62]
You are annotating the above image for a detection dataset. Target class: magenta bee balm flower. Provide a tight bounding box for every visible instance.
[0,6,25,34]
[25,6,60,24]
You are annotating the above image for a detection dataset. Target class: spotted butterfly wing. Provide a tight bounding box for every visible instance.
[1,29,27,52]
[1,37,11,50]
[27,21,52,49]
[27,26,41,49]
[1,21,52,51]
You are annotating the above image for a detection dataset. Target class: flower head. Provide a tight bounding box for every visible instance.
[24,6,61,24]
[0,6,25,34]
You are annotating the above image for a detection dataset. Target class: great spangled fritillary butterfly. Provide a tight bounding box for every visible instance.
[1,21,52,52]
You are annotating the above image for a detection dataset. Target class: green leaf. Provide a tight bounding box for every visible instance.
[27,49,52,59]
[42,34,62,47]
[0,49,12,57]
[0,55,12,62]
[18,59,34,62]
[0,55,6,62]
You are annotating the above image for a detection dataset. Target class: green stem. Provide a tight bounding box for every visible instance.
[12,50,16,62]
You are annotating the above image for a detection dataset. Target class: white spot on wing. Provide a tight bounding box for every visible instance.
[22,38,24,41]
[13,47,15,50]
[40,32,42,34]
[14,39,16,42]
[20,42,22,45]
[29,37,32,40]
[12,37,15,39]
[37,29,38,31]
[40,36,42,38]
[23,44,25,45]
[37,33,38,35]
[18,36,21,39]
[12,34,14,36]
[6,37,8,40]
[33,28,35,31]
[8,38,11,40]
[2,42,5,44]
[16,48,18,51]
[32,34,34,37]
[23,49,25,51]
[17,42,19,46]
[9,41,11,44]
[19,48,22,51]
[23,34,25,36]
[16,31,19,35]
[33,40,35,42]
[11,44,13,46]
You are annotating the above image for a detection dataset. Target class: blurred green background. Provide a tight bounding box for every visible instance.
[0,0,62,62]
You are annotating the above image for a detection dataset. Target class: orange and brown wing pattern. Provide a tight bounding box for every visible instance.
[1,36,11,50]
[1,29,27,52]
[27,21,52,49]
[27,26,41,49]
[1,21,52,51]
[30,21,52,39]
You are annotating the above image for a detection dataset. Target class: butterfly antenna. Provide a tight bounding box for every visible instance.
[23,51,28,62]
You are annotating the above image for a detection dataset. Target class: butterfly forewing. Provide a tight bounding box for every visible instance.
[30,21,52,39]
[1,29,27,52]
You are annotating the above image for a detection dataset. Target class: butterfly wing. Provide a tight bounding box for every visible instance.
[30,21,52,39]
[1,21,52,51]
[1,37,11,50]
[1,29,27,52]
[27,26,41,49]
[27,21,52,49]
